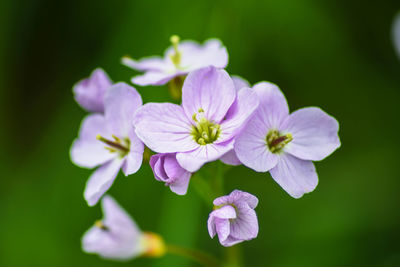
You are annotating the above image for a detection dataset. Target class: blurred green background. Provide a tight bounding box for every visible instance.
[1,0,400,266]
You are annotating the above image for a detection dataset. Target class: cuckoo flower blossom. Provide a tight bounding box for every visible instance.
[235,82,340,198]
[71,82,144,206]
[122,36,228,86]
[150,153,191,195]
[73,68,113,113]
[82,195,166,261]
[133,66,259,173]
[208,190,259,247]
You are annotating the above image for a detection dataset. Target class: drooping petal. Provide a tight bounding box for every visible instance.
[218,88,259,143]
[393,12,400,59]
[105,82,142,137]
[281,107,340,161]
[234,114,279,172]
[215,190,258,209]
[84,159,123,206]
[220,150,242,166]
[231,75,250,92]
[133,103,197,153]
[176,140,234,172]
[269,153,318,198]
[253,81,289,129]
[73,68,112,113]
[182,66,235,123]
[164,155,191,195]
[70,114,114,168]
[121,56,168,72]
[228,204,258,243]
[121,128,144,176]
[207,205,236,238]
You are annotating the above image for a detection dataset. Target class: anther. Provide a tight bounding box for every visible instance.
[95,220,109,231]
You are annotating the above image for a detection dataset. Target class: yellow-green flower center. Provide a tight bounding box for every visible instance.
[96,134,130,157]
[266,129,293,153]
[191,109,221,145]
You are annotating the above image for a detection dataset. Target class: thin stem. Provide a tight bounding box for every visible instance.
[167,244,221,267]
[191,172,215,206]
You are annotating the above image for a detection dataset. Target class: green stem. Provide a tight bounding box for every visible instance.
[167,244,221,267]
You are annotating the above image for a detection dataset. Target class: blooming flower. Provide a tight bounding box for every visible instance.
[122,36,228,86]
[133,66,259,173]
[208,190,259,247]
[150,153,191,195]
[71,82,144,206]
[234,82,340,198]
[219,75,251,166]
[393,12,400,59]
[82,195,166,260]
[73,68,113,113]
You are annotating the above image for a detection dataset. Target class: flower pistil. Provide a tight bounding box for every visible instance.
[266,129,292,153]
[191,109,221,145]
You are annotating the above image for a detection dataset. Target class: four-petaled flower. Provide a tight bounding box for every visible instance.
[122,36,228,86]
[208,190,259,247]
[234,82,340,198]
[133,66,259,173]
[71,82,144,206]
[73,68,113,113]
[150,153,192,195]
[82,195,165,260]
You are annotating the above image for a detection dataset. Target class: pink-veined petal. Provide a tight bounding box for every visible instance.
[122,128,144,176]
[281,107,340,161]
[220,150,242,166]
[269,153,318,198]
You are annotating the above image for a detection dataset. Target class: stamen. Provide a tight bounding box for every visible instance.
[190,110,221,145]
[266,130,293,153]
[169,35,181,67]
[96,134,129,153]
[95,220,109,231]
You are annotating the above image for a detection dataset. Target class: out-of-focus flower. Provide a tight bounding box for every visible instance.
[82,195,166,261]
[150,153,191,195]
[234,82,340,198]
[208,190,259,247]
[122,36,228,86]
[71,83,144,206]
[133,66,259,172]
[73,68,112,113]
[393,12,400,59]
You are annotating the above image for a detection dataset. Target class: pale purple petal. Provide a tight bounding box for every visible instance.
[105,82,142,137]
[150,154,169,181]
[215,219,231,244]
[82,195,144,260]
[170,39,228,70]
[176,140,234,172]
[234,114,279,172]
[121,128,144,176]
[73,68,112,113]
[133,103,198,153]
[218,88,259,143]
[84,159,123,206]
[220,150,241,166]
[228,203,258,241]
[269,153,318,198]
[253,81,289,129]
[231,75,250,92]
[164,155,191,195]
[121,56,167,72]
[213,190,258,209]
[281,107,340,161]
[393,12,400,59]
[70,114,114,168]
[131,71,184,86]
[182,66,235,123]
[207,205,236,238]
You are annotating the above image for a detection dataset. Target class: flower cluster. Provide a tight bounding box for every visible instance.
[71,36,340,262]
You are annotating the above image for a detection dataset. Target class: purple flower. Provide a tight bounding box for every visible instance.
[150,153,191,195]
[73,68,113,113]
[133,66,259,172]
[393,12,400,59]
[82,195,166,260]
[122,36,228,86]
[234,82,340,198]
[219,75,251,166]
[71,82,144,206]
[208,190,259,247]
